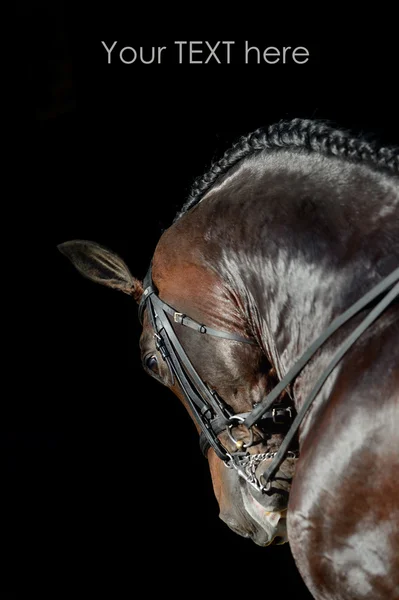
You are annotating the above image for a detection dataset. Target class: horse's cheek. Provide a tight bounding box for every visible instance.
[208,450,224,506]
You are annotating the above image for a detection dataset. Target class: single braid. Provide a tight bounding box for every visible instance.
[175,118,399,221]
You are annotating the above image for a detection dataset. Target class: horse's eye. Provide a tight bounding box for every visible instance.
[146,355,158,372]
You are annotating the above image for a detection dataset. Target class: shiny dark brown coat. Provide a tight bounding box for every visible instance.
[59,144,399,599]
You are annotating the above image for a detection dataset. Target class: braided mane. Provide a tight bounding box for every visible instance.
[175,118,399,222]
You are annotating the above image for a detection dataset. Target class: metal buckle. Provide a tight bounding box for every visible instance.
[272,408,284,424]
[174,312,185,324]
[272,407,293,424]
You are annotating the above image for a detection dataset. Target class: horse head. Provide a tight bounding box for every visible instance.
[58,234,296,546]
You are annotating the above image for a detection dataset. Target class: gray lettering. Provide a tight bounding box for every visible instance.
[101,41,117,64]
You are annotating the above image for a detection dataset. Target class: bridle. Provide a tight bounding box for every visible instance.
[138,264,399,493]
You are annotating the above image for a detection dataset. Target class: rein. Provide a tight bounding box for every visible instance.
[138,265,399,493]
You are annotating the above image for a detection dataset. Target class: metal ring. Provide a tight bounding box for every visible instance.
[226,416,254,450]
[260,480,272,493]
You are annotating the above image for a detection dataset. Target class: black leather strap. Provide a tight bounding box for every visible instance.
[199,416,230,457]
[150,294,234,461]
[244,266,399,429]
[160,303,256,344]
[257,275,399,485]
[139,265,255,345]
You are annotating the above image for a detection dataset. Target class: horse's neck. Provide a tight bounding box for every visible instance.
[230,236,350,383]
[205,153,399,385]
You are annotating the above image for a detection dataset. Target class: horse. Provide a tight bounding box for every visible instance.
[58,118,399,600]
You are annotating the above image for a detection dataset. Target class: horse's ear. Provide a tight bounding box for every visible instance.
[58,240,143,302]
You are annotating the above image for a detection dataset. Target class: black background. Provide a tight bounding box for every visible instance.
[5,5,398,596]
